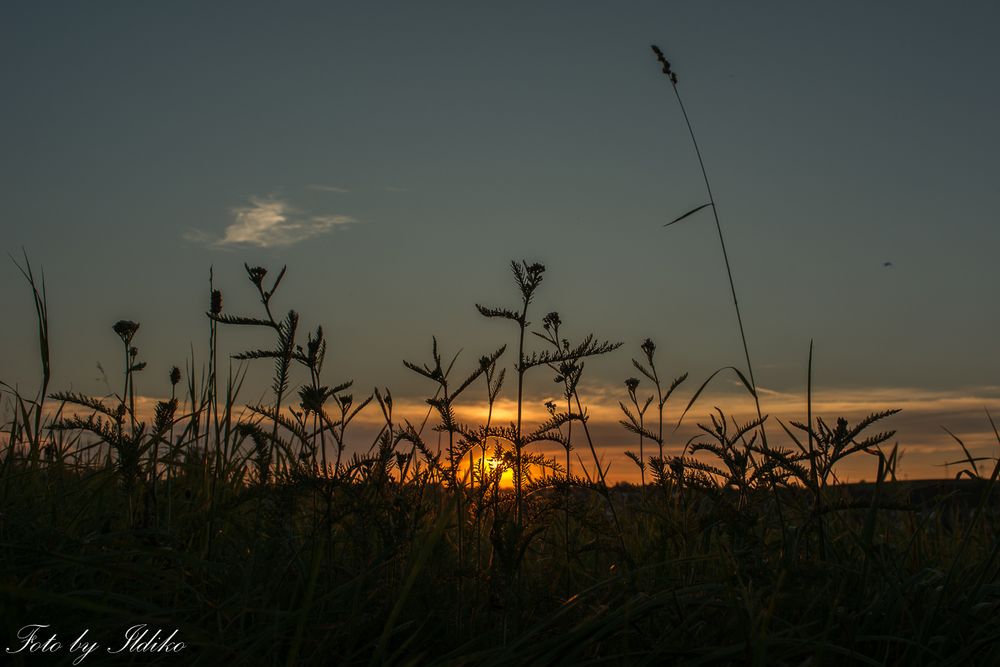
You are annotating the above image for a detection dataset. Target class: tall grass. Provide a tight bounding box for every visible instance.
[1,255,998,665]
[652,45,763,431]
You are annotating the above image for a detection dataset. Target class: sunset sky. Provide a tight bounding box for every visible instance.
[3,2,999,480]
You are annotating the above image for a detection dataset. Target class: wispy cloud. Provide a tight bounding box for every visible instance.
[307,184,350,194]
[185,197,360,248]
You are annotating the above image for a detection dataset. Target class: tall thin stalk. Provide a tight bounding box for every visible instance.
[11,253,50,468]
[652,45,765,436]
[476,261,545,528]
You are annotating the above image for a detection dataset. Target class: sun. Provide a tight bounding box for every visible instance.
[463,452,514,489]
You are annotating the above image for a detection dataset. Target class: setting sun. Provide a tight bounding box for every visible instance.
[463,452,515,489]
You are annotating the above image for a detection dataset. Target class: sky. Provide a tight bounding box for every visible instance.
[3,1,1000,480]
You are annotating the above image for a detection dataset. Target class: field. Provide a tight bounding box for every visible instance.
[2,257,1000,666]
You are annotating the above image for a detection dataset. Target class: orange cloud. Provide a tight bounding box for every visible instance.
[36,383,1000,484]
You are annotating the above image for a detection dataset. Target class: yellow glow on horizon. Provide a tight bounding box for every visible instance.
[51,384,1000,482]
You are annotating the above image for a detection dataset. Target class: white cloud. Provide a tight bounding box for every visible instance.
[307,184,350,193]
[185,197,360,249]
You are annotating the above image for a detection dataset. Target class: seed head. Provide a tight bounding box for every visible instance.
[112,320,139,345]
[306,327,323,362]
[670,457,684,476]
[299,385,330,415]
[210,289,223,315]
[154,398,178,432]
[169,366,182,386]
[245,265,268,288]
[525,263,545,290]
[650,44,678,84]
[514,260,546,301]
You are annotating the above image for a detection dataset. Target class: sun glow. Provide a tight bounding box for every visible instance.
[463,451,515,489]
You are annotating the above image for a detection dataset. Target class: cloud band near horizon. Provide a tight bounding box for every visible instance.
[49,383,1000,483]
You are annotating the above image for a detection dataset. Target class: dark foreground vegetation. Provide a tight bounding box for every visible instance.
[2,257,1000,666]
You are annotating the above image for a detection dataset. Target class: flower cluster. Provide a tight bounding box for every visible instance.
[112,320,140,345]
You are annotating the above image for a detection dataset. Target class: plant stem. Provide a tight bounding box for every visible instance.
[514,302,527,528]
[662,72,765,438]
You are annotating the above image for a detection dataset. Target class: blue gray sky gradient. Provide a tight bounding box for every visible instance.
[3,2,999,478]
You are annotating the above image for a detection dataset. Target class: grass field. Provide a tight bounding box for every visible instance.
[2,257,1000,666]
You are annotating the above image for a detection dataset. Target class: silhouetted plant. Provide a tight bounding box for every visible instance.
[780,408,901,557]
[651,45,767,449]
[3,254,993,667]
[209,264,316,478]
[4,253,50,467]
[477,260,546,526]
[621,338,687,490]
[788,409,901,491]
[479,261,623,536]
